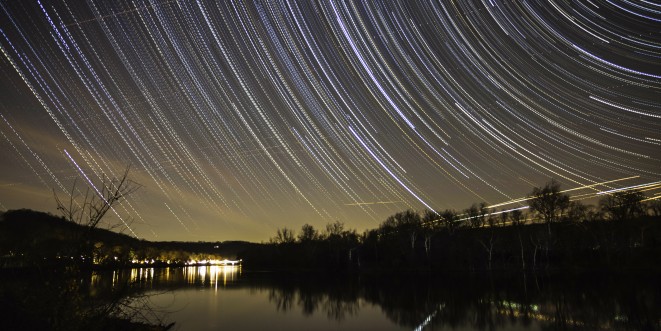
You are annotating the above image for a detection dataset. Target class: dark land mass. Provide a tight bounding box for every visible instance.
[2,206,661,330]
[241,215,661,273]
[2,207,661,273]
[0,208,255,269]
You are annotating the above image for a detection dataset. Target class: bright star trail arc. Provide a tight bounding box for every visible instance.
[0,1,659,241]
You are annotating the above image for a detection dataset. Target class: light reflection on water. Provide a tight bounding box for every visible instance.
[130,267,155,284]
[182,265,240,288]
[87,269,660,331]
[103,265,242,288]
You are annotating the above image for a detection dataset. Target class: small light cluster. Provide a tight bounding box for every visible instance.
[184,259,242,266]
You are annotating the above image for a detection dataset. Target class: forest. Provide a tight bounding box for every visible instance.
[242,180,661,272]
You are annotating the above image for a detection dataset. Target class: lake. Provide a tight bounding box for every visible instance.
[86,266,661,331]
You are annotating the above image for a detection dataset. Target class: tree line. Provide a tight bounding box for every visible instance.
[241,180,661,271]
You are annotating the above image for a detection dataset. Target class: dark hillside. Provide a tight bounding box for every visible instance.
[0,208,139,244]
[0,209,253,268]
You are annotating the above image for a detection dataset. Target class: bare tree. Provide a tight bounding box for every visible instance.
[54,166,139,233]
[510,209,524,226]
[54,166,139,260]
[478,202,489,226]
[479,208,498,270]
[271,227,296,244]
[440,209,458,234]
[49,167,173,329]
[528,179,569,234]
[599,189,646,221]
[499,210,509,227]
[298,223,320,242]
[567,201,588,222]
[511,210,526,270]
[324,220,345,239]
[421,209,440,257]
[465,203,481,228]
[394,209,421,250]
[477,235,495,271]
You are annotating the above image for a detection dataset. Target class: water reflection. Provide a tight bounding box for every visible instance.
[84,270,661,330]
[130,267,155,284]
[182,265,240,287]
[99,265,242,288]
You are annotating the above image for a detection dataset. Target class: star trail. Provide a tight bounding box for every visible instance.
[0,1,659,241]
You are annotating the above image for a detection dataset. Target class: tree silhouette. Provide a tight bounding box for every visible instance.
[53,166,139,264]
[498,210,509,227]
[528,179,569,227]
[325,220,345,239]
[510,209,526,269]
[54,166,139,232]
[440,209,459,234]
[599,189,646,221]
[465,203,481,228]
[567,201,588,222]
[298,223,320,242]
[421,209,440,257]
[271,227,296,244]
[394,209,422,250]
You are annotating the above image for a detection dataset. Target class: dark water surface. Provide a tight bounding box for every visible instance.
[85,266,661,331]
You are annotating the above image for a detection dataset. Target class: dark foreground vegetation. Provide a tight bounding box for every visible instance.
[0,267,171,330]
[0,209,184,330]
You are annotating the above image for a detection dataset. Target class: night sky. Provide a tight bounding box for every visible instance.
[0,1,659,242]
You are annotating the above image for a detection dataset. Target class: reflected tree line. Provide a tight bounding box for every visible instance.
[14,266,658,330]
[243,180,661,272]
[249,272,661,330]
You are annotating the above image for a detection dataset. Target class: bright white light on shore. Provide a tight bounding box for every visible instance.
[185,259,241,266]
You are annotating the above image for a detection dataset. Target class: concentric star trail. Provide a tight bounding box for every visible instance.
[0,1,659,241]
